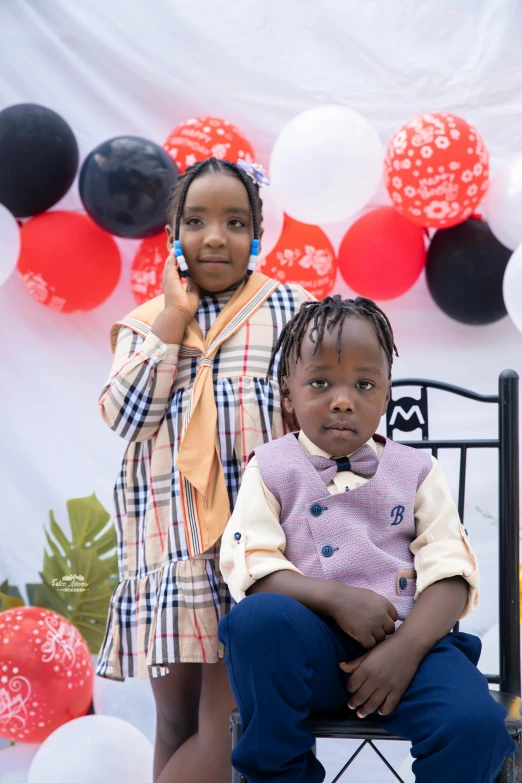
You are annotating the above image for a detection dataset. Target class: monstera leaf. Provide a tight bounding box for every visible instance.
[28,494,118,653]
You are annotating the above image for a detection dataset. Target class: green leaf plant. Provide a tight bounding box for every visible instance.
[2,494,119,654]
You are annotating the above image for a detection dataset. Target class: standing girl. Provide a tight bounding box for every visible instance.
[96,157,313,783]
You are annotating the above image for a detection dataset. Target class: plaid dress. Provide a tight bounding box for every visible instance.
[96,282,312,679]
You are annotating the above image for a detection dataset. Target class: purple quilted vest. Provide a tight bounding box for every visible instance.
[254,433,432,621]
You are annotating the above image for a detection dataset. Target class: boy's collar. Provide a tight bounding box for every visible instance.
[298,430,378,460]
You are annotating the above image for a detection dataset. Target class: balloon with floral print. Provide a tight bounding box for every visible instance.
[384,113,489,229]
[258,214,337,300]
[130,233,166,304]
[163,116,256,174]
[0,607,93,743]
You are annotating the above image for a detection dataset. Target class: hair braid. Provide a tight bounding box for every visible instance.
[219,160,260,240]
[172,160,208,240]
[267,295,398,385]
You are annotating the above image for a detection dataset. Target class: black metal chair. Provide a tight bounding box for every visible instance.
[230,370,521,782]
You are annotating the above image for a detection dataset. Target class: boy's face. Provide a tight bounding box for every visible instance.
[282,316,391,456]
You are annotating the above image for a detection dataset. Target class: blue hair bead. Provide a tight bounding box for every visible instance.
[173,239,189,277]
[247,237,260,274]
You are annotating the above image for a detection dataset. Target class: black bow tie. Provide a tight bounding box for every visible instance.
[308,444,379,485]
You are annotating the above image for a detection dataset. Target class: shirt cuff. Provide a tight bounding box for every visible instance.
[139,332,180,366]
[229,540,302,602]
[414,529,479,618]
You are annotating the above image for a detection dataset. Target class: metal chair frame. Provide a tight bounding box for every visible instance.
[231,370,520,782]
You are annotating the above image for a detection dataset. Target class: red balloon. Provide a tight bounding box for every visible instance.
[163,116,256,174]
[338,207,426,300]
[17,211,121,313]
[0,607,93,743]
[384,112,489,229]
[130,233,166,304]
[260,215,337,299]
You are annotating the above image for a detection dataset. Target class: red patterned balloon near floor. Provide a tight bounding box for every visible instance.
[0,607,93,743]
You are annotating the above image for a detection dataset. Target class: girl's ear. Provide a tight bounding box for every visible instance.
[165,224,174,252]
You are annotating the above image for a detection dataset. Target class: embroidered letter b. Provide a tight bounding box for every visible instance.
[390,505,405,526]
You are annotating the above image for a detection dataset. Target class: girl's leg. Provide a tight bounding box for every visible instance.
[150,663,202,781]
[154,661,236,783]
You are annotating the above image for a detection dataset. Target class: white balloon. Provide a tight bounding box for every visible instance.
[488,156,522,250]
[503,243,522,334]
[0,743,39,783]
[259,185,284,258]
[0,203,21,286]
[28,716,153,783]
[270,105,384,225]
[93,673,157,745]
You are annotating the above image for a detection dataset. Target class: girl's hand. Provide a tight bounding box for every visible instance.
[163,250,200,322]
[150,252,201,345]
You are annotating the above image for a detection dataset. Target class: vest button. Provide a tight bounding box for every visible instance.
[234,532,241,541]
[399,576,408,590]
[310,503,325,517]
[321,545,334,557]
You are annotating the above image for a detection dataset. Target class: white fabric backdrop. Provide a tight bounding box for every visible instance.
[2,1,522,777]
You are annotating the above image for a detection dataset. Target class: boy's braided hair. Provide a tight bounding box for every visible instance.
[168,157,263,241]
[268,295,398,384]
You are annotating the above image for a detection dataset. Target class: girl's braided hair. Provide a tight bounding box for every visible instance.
[267,294,398,384]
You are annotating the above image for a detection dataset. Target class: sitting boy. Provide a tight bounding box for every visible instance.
[219,295,514,783]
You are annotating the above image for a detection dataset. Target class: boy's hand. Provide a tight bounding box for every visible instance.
[330,585,398,649]
[339,636,422,718]
[339,577,469,719]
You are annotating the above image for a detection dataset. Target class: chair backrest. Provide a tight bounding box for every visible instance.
[386,370,520,697]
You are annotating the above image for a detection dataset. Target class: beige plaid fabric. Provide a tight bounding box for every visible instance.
[95,283,314,678]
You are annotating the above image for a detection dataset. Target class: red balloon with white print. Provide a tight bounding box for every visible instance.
[130,232,166,304]
[163,116,256,174]
[17,211,121,313]
[0,607,93,742]
[384,112,489,229]
[259,214,337,300]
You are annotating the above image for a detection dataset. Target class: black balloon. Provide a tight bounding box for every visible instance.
[426,219,512,325]
[79,136,179,239]
[0,103,79,217]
